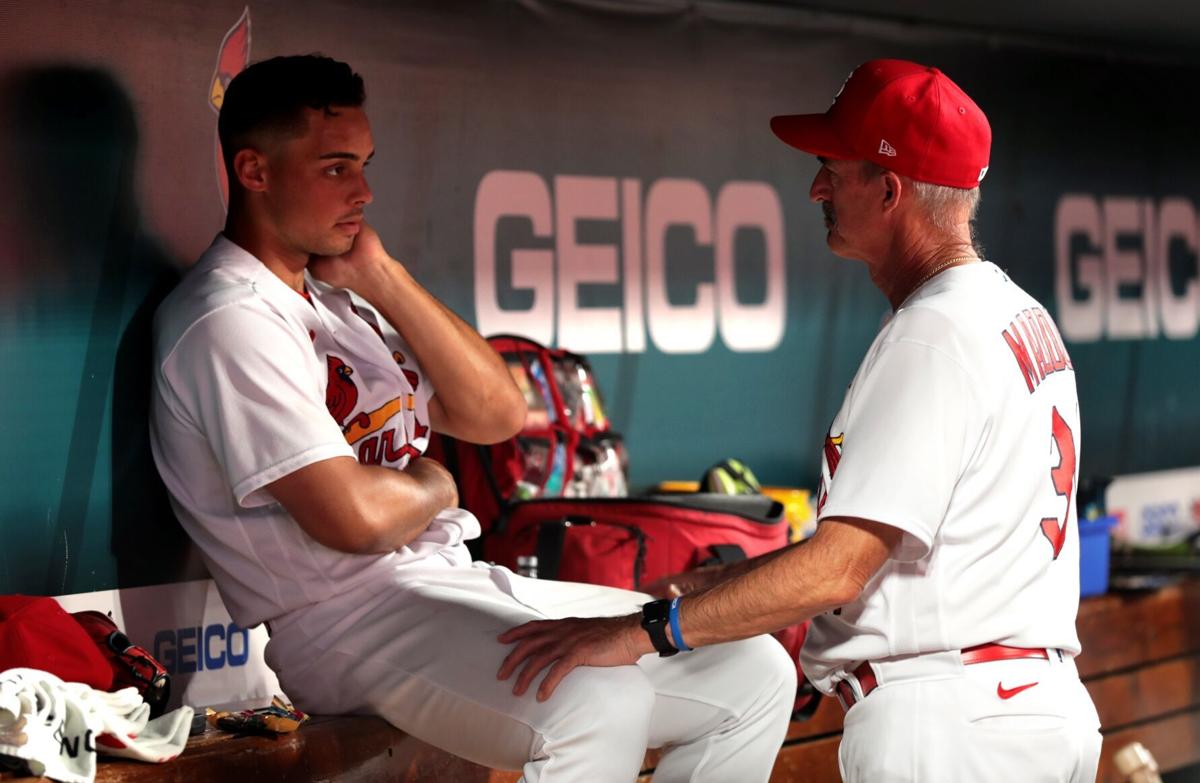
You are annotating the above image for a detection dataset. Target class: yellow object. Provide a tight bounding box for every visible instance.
[656,480,700,493]
[655,482,814,543]
[762,487,813,542]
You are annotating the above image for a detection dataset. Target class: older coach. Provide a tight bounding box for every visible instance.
[499,59,1102,782]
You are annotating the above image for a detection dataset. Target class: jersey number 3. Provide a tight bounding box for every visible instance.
[1040,406,1076,560]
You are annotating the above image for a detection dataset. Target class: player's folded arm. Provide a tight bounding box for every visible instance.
[264,457,454,554]
[163,303,448,555]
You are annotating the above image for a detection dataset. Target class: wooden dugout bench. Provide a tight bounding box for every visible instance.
[12,578,1192,782]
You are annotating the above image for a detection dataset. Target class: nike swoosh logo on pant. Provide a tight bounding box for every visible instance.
[997,681,1039,699]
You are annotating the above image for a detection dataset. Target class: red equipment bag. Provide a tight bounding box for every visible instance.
[485,494,787,590]
[484,493,823,720]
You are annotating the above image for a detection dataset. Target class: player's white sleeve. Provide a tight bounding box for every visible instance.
[160,303,354,508]
[817,337,984,562]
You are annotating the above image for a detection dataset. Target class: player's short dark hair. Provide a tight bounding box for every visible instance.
[217,54,365,186]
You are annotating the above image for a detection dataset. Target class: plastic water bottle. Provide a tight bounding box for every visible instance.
[517,555,539,579]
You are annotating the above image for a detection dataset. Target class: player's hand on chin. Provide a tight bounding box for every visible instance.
[309,222,395,294]
[497,615,646,701]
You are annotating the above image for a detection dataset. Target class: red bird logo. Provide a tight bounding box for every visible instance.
[326,355,360,429]
[816,432,844,515]
[209,8,251,208]
[823,432,844,477]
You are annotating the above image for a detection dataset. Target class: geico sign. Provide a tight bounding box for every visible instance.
[153,623,250,675]
[474,171,786,354]
[1055,195,1200,342]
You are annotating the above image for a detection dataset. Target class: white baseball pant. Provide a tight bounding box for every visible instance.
[836,649,1102,782]
[264,555,796,782]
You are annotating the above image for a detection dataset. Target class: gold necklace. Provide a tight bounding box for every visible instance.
[911,255,978,292]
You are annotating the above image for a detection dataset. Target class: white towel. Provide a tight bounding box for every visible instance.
[0,668,193,782]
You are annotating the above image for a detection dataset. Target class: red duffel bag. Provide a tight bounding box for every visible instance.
[483,493,822,720]
[485,494,787,589]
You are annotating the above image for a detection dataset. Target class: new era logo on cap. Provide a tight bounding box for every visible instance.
[770,59,991,189]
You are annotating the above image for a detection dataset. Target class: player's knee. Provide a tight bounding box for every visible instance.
[732,635,799,712]
[549,664,655,744]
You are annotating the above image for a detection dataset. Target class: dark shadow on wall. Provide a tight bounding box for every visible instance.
[112,252,209,589]
[0,65,206,594]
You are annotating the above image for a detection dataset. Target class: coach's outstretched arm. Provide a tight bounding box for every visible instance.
[498,517,902,700]
[310,224,526,445]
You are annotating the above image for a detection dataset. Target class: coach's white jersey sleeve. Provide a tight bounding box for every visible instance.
[817,321,985,562]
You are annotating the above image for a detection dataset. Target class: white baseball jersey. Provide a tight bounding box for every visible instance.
[803,261,1082,693]
[150,235,477,628]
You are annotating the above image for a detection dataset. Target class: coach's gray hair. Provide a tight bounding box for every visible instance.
[909,180,981,233]
[861,161,981,237]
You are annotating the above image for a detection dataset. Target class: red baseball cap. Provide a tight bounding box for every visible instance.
[0,595,114,690]
[771,59,991,189]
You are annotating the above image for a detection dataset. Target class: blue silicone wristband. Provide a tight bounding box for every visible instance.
[668,596,691,652]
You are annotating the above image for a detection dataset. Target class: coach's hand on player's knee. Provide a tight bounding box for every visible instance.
[496,615,647,701]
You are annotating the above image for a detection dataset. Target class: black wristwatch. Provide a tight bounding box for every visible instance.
[640,599,678,657]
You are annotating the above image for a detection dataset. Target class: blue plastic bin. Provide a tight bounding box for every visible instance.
[1079,515,1117,597]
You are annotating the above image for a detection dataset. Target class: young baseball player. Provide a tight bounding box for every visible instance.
[149,55,794,782]
[499,60,1103,782]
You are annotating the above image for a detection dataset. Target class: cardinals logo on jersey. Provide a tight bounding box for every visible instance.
[326,355,360,429]
[209,8,251,209]
[326,353,428,465]
[816,432,844,515]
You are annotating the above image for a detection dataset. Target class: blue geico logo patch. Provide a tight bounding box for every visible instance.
[1141,502,1185,540]
[153,624,250,675]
